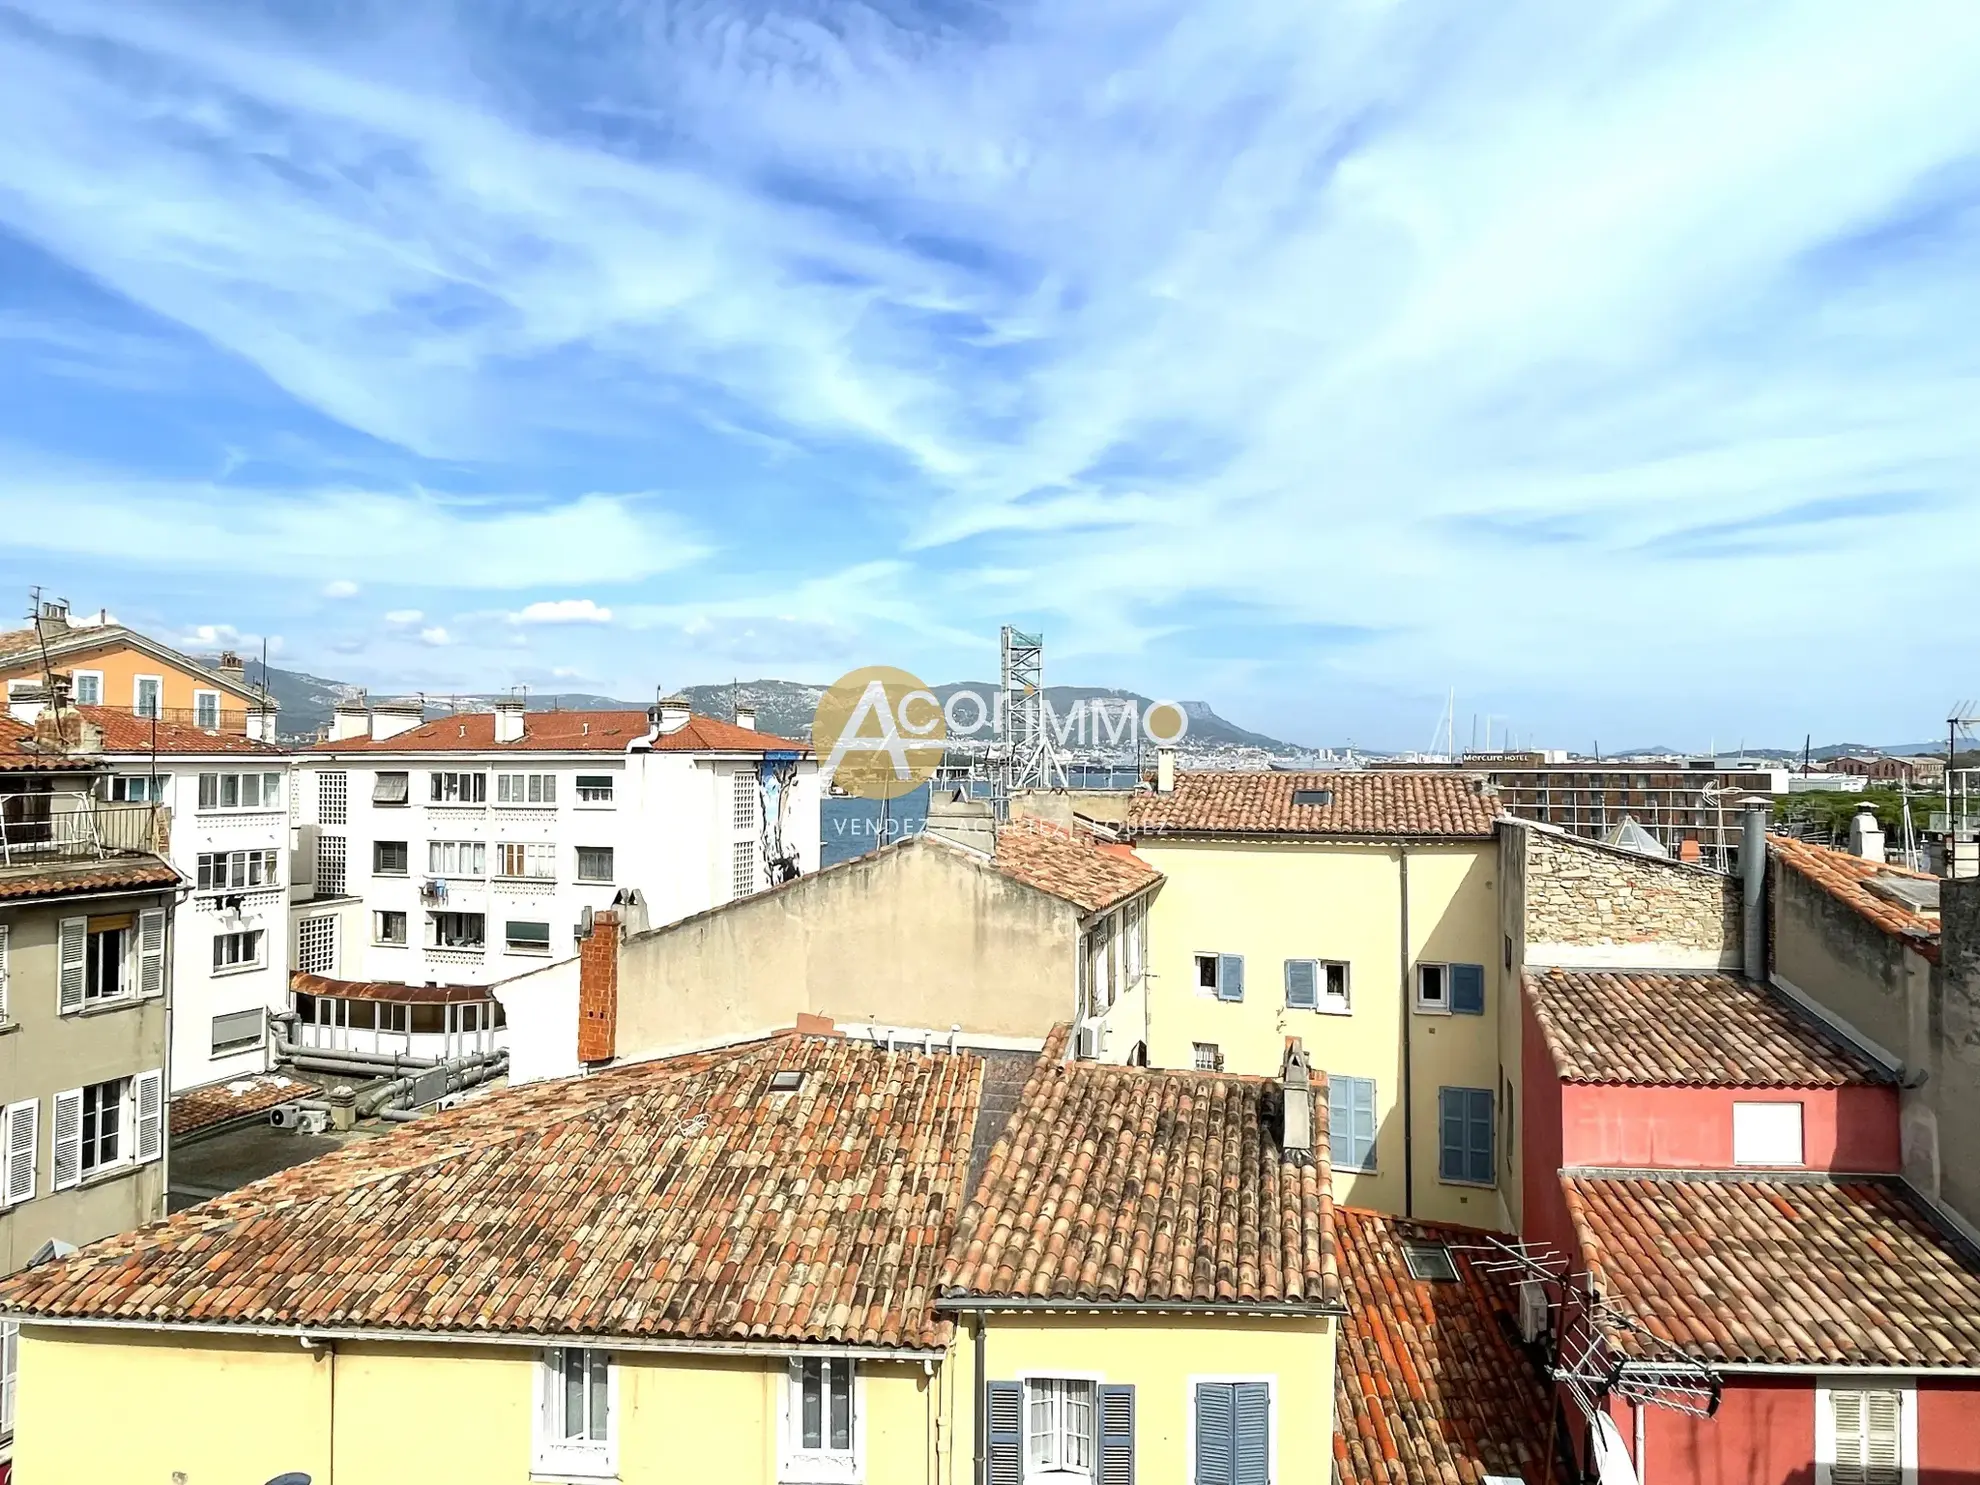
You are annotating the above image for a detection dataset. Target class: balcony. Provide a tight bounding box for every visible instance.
[0,800,160,869]
[122,705,269,735]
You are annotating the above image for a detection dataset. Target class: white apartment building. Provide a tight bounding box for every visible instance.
[287,697,818,1004]
[79,707,291,1094]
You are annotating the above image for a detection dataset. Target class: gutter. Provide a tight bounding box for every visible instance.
[935,1297,1347,1319]
[1619,1359,1980,1379]
[0,1314,945,1361]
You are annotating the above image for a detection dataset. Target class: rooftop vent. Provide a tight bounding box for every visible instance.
[767,1070,804,1095]
[1292,789,1333,807]
[1401,1243,1458,1283]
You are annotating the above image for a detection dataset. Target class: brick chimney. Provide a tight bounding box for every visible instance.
[217,650,246,685]
[577,910,620,1064]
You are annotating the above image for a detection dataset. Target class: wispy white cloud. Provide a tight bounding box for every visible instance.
[418,625,451,647]
[383,609,424,626]
[513,598,612,625]
[322,579,359,599]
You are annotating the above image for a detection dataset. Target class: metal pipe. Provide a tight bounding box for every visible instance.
[379,1108,424,1123]
[273,1035,437,1072]
[1740,801,1768,981]
[971,1312,986,1485]
[1399,843,1414,1218]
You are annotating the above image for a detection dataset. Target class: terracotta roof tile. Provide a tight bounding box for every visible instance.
[1564,1172,1980,1368]
[1128,772,1499,839]
[0,856,181,901]
[77,706,286,756]
[171,1073,311,1138]
[1,1036,979,1350]
[312,709,808,755]
[940,1038,1340,1309]
[1771,834,1941,963]
[1333,1210,1564,1485]
[1525,969,1887,1087]
[291,971,496,1005]
[991,820,1158,914]
[0,715,101,771]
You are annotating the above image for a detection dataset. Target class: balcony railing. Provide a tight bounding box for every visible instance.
[0,801,159,868]
[121,705,266,735]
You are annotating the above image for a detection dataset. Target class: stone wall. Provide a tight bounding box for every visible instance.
[1522,826,1740,966]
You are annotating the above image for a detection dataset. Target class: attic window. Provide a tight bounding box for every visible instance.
[1292,789,1333,807]
[1402,1244,1458,1283]
[767,1071,804,1095]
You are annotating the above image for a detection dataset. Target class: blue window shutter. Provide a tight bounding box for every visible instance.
[1099,1384,1135,1485]
[1284,959,1317,1009]
[987,1381,1023,1485]
[1468,1088,1495,1184]
[1233,1383,1270,1485]
[1194,1382,1235,1485]
[1353,1078,1377,1171]
[1451,963,1485,1015]
[1439,1088,1464,1182]
[1219,954,1245,1003]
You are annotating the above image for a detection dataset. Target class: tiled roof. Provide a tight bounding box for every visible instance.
[0,715,101,771]
[76,706,285,756]
[1333,1210,1563,1485]
[292,971,497,1006]
[1771,834,1941,963]
[1127,771,1499,839]
[940,1033,1340,1309]
[312,709,808,755]
[171,1073,310,1138]
[1525,968,1888,1087]
[0,855,181,902]
[0,1035,980,1351]
[0,625,39,657]
[1564,1172,1980,1368]
[991,820,1158,914]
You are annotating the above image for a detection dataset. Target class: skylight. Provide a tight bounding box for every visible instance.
[767,1070,804,1095]
[1292,789,1334,807]
[1402,1243,1458,1282]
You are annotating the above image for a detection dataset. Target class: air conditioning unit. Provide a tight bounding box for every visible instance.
[1518,1280,1551,1344]
[268,1105,329,1135]
[1074,1022,1103,1061]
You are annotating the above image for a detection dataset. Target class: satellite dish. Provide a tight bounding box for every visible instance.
[266,1475,312,1485]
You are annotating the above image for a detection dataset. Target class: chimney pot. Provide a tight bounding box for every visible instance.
[493,698,526,744]
[650,694,692,735]
[734,704,757,731]
[1156,746,1176,795]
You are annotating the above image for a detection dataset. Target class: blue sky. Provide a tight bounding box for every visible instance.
[2,1,1977,750]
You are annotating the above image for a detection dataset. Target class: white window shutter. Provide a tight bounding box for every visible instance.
[135,1069,163,1163]
[1863,1390,1902,1484]
[3,1100,36,1205]
[0,922,9,1022]
[58,917,86,1014]
[138,908,167,999]
[52,1088,82,1191]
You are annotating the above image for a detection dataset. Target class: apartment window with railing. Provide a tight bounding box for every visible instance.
[576,775,614,805]
[428,840,486,877]
[734,771,757,828]
[496,773,557,805]
[430,771,487,804]
[428,912,486,950]
[198,771,283,811]
[211,929,264,973]
[497,842,556,880]
[194,690,221,730]
[318,771,348,825]
[197,849,280,891]
[134,676,161,719]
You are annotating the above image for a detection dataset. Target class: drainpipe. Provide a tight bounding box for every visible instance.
[1740,800,1768,983]
[972,1312,987,1485]
[1634,1399,1646,1484]
[1399,844,1414,1218]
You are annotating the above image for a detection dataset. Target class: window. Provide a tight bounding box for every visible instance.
[428,840,487,877]
[576,774,614,804]
[783,1358,859,1481]
[197,849,281,891]
[1438,1087,1495,1185]
[1193,1042,1223,1073]
[85,921,127,1003]
[1192,1381,1270,1485]
[317,770,348,824]
[60,914,155,1013]
[428,911,486,949]
[497,842,557,880]
[194,690,221,729]
[374,910,408,946]
[496,772,557,804]
[430,771,487,804]
[108,774,161,803]
[3,1098,37,1208]
[1417,962,1484,1014]
[211,929,263,972]
[734,770,758,828]
[1284,959,1350,1013]
[506,920,552,953]
[535,1347,615,1479]
[578,846,616,885]
[1820,1386,1909,1485]
[731,839,756,898]
[1,1319,15,1440]
[1734,1101,1805,1166]
[1291,788,1333,806]
[1402,1244,1459,1282]
[69,669,102,705]
[1328,1075,1377,1172]
[317,833,347,896]
[369,840,406,876]
[1027,1377,1095,1477]
[80,1077,129,1175]
[133,675,161,718]
[1195,952,1244,1002]
[1086,918,1115,1011]
[768,1070,806,1094]
[198,771,281,811]
[372,770,410,805]
[210,1008,265,1054]
[297,915,337,975]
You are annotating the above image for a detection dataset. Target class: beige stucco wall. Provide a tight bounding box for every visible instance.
[611,838,1079,1060]
[0,889,172,1274]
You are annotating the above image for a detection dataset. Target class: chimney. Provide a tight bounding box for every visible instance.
[1156,746,1176,794]
[734,704,757,731]
[330,702,371,742]
[1849,801,1887,863]
[7,681,47,727]
[577,910,620,1064]
[217,650,246,685]
[1739,798,1770,983]
[925,788,996,853]
[1280,1038,1314,1166]
[493,698,526,744]
[650,693,692,735]
[370,703,424,741]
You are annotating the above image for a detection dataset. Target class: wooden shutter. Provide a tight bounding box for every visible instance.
[1218,954,1245,1003]
[986,1381,1023,1485]
[1233,1382,1270,1485]
[1284,960,1317,1009]
[1467,1089,1495,1184]
[58,916,86,1014]
[1097,1384,1135,1485]
[3,1100,35,1205]
[138,908,166,998]
[1451,963,1485,1015]
[135,1069,164,1163]
[1194,1382,1234,1485]
[52,1088,82,1191]
[1438,1088,1464,1182]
